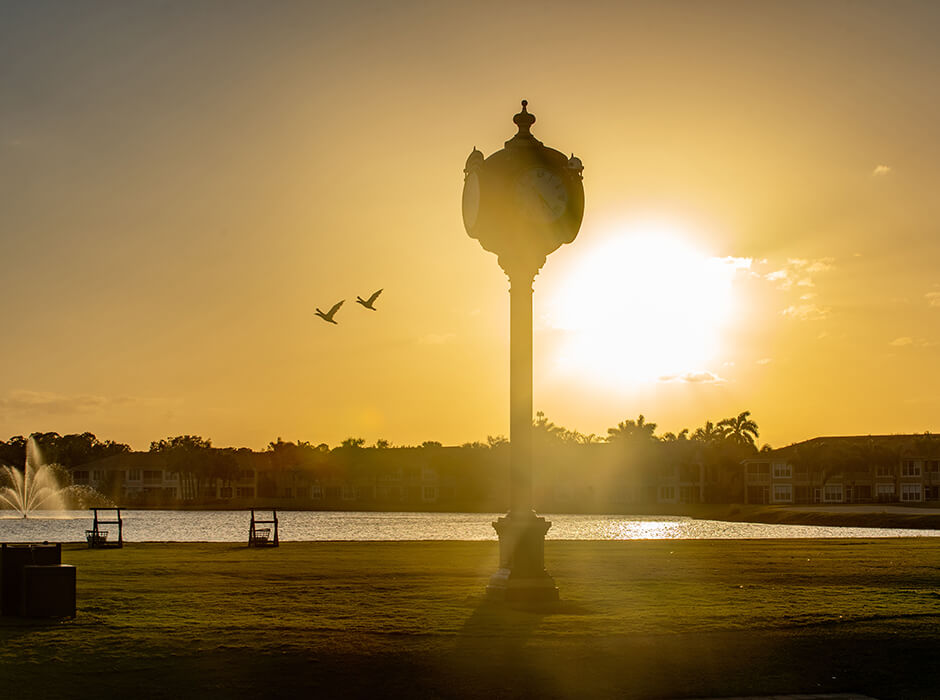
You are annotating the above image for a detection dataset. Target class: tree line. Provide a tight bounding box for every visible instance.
[0,411,762,474]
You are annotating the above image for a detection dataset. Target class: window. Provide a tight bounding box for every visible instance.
[901,461,922,477]
[772,463,792,478]
[127,470,141,481]
[310,485,323,499]
[143,470,162,483]
[659,485,676,501]
[773,484,793,503]
[901,484,922,502]
[422,486,438,501]
[823,485,843,503]
[92,470,105,482]
[342,486,356,501]
[876,483,895,496]
[219,486,233,498]
[876,465,894,477]
[746,462,770,482]
[929,461,940,473]
[73,470,89,484]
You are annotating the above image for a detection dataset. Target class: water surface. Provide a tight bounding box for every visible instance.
[1,510,937,542]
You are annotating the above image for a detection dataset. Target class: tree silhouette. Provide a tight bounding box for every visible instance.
[606,415,658,443]
[150,435,214,501]
[692,421,724,445]
[717,411,760,449]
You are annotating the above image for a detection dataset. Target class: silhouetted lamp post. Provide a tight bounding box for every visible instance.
[462,101,584,600]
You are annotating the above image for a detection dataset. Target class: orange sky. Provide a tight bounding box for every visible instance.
[1,1,939,450]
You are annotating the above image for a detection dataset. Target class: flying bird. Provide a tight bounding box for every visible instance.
[315,300,344,324]
[355,289,383,311]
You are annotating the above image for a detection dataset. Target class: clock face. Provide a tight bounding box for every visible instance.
[515,167,568,223]
[462,171,480,230]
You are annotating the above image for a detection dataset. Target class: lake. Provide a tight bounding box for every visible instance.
[1,510,938,542]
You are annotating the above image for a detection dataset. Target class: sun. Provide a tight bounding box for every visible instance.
[543,221,749,388]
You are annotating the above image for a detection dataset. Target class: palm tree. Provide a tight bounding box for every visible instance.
[662,428,690,442]
[606,415,658,443]
[717,411,760,450]
[691,421,724,445]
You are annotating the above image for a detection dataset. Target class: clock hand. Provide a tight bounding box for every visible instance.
[537,190,556,215]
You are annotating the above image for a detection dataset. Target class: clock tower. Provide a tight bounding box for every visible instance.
[462,101,585,601]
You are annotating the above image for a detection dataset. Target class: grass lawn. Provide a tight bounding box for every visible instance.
[2,539,939,698]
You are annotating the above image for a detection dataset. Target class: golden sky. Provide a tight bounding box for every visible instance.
[1,1,939,450]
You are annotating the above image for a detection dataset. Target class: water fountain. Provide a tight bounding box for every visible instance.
[0,436,108,517]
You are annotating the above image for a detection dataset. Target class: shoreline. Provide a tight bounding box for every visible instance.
[22,502,940,530]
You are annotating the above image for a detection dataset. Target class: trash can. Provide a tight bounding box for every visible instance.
[1,543,63,616]
[22,565,76,618]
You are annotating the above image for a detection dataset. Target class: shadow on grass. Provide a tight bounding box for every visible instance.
[457,594,591,647]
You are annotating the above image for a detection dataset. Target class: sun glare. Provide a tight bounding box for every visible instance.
[545,222,750,388]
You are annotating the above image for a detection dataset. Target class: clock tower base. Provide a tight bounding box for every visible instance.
[486,510,558,602]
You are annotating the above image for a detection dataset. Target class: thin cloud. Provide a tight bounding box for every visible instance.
[658,370,725,384]
[756,358,773,365]
[0,390,163,416]
[926,292,940,308]
[872,164,892,176]
[781,303,829,321]
[762,258,834,317]
[890,337,932,348]
[715,256,753,270]
[763,258,832,290]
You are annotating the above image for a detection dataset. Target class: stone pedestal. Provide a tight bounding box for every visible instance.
[486,511,558,602]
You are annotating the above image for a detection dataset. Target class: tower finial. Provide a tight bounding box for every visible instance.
[513,99,536,135]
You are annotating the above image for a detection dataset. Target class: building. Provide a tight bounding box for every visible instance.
[742,435,940,505]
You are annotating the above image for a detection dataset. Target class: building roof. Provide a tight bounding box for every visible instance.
[748,433,939,461]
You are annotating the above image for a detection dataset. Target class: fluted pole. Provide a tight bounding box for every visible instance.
[509,271,534,515]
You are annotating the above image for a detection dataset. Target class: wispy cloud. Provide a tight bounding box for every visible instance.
[756,357,773,365]
[761,258,835,320]
[417,333,456,345]
[872,164,892,176]
[658,370,725,384]
[763,257,833,291]
[0,390,169,416]
[781,303,830,321]
[889,336,932,348]
[715,256,753,270]
[926,292,940,308]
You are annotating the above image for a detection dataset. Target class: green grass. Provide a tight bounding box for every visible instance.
[3,539,940,698]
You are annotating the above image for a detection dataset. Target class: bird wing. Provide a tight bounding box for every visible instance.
[327,300,345,317]
[367,289,383,304]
